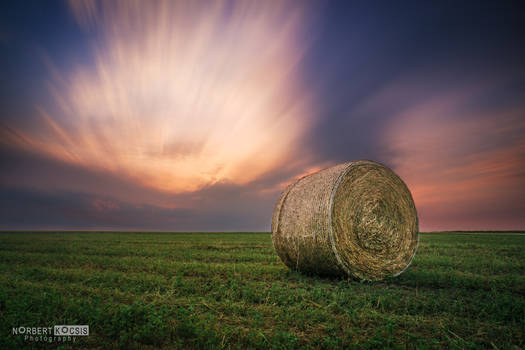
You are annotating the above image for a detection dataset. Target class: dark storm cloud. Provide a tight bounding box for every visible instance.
[0,185,195,231]
[0,146,178,208]
[0,170,278,232]
[0,145,289,231]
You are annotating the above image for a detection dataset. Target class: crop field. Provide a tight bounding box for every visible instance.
[0,232,524,349]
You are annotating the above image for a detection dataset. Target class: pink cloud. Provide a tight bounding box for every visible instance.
[91,198,120,212]
[381,90,525,231]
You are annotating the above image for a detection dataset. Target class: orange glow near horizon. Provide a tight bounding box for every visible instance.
[4,0,314,193]
[383,96,525,229]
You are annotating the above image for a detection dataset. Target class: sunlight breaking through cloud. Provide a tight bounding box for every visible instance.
[5,0,314,193]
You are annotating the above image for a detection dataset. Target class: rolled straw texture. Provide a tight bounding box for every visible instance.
[271,160,418,280]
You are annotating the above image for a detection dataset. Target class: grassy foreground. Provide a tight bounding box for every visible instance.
[0,232,524,349]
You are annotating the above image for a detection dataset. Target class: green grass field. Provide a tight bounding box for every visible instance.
[1,232,524,349]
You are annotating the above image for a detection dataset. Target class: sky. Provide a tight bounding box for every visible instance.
[1,0,524,232]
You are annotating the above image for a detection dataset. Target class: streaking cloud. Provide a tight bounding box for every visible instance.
[4,0,314,193]
[378,81,525,230]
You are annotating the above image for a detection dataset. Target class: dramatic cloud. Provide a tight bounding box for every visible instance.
[2,0,315,194]
[1,1,524,231]
[377,77,525,230]
[0,144,322,231]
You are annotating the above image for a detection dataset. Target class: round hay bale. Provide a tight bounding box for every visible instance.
[271,160,418,280]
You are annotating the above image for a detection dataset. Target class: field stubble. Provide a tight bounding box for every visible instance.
[0,232,523,349]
